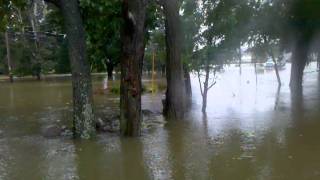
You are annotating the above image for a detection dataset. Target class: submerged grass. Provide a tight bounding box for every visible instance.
[109,80,166,95]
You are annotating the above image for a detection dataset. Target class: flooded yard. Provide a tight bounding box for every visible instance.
[1,63,320,180]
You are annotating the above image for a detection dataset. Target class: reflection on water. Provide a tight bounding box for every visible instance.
[0,63,320,180]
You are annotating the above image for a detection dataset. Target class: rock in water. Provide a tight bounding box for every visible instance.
[42,125,61,138]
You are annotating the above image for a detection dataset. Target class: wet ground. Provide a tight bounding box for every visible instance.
[0,63,320,180]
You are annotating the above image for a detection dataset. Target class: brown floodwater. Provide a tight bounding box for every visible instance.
[0,63,320,180]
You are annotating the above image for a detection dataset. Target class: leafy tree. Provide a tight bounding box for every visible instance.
[248,0,285,86]
[193,0,243,112]
[80,0,122,77]
[0,0,67,79]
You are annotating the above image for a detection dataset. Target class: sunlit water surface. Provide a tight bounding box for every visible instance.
[0,63,320,180]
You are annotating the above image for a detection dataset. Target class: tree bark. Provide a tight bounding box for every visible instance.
[5,31,13,83]
[58,0,95,139]
[290,41,309,90]
[273,61,281,86]
[183,64,192,106]
[202,63,210,113]
[107,63,114,79]
[238,43,242,75]
[317,52,320,71]
[254,61,258,85]
[269,51,281,86]
[162,0,186,119]
[30,3,42,80]
[120,0,147,136]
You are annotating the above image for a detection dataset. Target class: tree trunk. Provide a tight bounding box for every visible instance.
[202,89,208,113]
[30,3,42,81]
[5,31,13,83]
[317,52,320,71]
[162,0,186,119]
[202,63,210,113]
[161,65,166,76]
[238,43,242,75]
[59,0,96,139]
[254,61,258,85]
[183,64,192,105]
[107,64,114,79]
[120,0,147,136]
[269,51,281,86]
[274,85,281,110]
[290,42,309,90]
[273,61,281,86]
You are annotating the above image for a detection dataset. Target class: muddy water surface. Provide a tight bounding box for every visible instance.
[0,63,320,180]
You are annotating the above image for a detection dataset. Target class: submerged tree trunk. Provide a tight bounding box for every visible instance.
[5,31,13,83]
[238,43,242,75]
[317,52,320,71]
[197,61,216,113]
[201,64,210,113]
[183,64,192,105]
[290,42,309,90]
[48,0,96,139]
[273,61,281,86]
[107,63,114,79]
[120,0,147,136]
[274,85,281,110]
[161,65,166,76]
[162,0,186,119]
[254,60,258,85]
[269,51,281,86]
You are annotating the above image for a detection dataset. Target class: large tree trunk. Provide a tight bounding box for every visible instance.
[290,42,309,90]
[59,0,95,139]
[5,31,13,83]
[120,0,147,136]
[162,0,186,119]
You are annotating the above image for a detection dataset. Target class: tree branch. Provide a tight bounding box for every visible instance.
[208,81,216,90]
[208,69,217,90]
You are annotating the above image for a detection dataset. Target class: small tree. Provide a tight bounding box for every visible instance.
[193,0,241,112]
[193,46,221,112]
